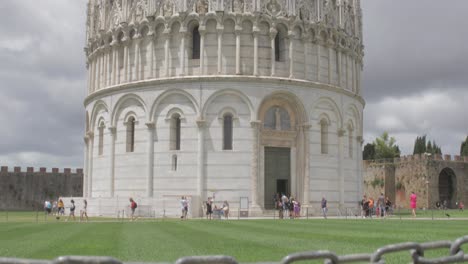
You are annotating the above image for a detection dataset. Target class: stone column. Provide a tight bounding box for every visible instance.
[123,38,129,82]
[96,52,101,90]
[327,43,332,84]
[337,128,345,207]
[317,44,321,81]
[250,121,261,209]
[180,28,187,76]
[253,27,259,76]
[356,136,364,202]
[196,120,206,215]
[217,27,224,74]
[107,46,112,87]
[270,28,277,77]
[83,136,89,198]
[164,28,170,77]
[134,36,141,81]
[146,122,155,197]
[337,48,342,87]
[302,124,311,206]
[87,131,95,198]
[288,31,294,78]
[199,27,206,75]
[108,126,116,197]
[149,31,155,79]
[235,26,242,75]
[303,35,309,80]
[111,44,117,85]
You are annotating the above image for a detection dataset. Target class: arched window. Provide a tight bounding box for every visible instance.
[223,113,233,150]
[172,155,178,171]
[320,119,329,154]
[170,114,181,150]
[275,27,286,62]
[126,116,136,152]
[348,125,354,158]
[192,26,200,59]
[98,121,105,156]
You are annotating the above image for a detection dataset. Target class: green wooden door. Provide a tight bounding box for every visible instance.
[264,147,290,209]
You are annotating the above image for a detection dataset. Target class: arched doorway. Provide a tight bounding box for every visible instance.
[257,92,308,210]
[438,168,457,209]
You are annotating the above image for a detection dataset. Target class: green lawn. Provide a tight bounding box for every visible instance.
[0,214,467,263]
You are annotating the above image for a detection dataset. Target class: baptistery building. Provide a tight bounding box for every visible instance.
[83,0,364,216]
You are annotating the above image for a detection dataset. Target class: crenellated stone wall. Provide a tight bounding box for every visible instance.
[0,166,83,210]
[364,154,468,210]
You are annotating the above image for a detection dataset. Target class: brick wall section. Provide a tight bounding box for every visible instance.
[364,155,468,210]
[0,167,83,210]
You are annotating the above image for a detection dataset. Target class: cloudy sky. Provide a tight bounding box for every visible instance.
[0,0,467,169]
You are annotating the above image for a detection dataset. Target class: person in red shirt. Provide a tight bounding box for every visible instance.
[129,198,137,221]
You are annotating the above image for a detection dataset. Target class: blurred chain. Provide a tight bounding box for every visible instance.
[0,236,467,264]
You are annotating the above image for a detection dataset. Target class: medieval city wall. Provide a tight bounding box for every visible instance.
[0,166,83,210]
[364,154,468,210]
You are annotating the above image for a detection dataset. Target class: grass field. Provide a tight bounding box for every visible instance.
[0,212,467,263]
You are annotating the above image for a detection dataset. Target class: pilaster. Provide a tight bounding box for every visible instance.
[337,128,346,207]
[199,27,207,75]
[250,121,262,209]
[270,28,277,77]
[253,26,260,76]
[217,27,224,74]
[235,26,242,75]
[108,126,116,197]
[196,119,207,215]
[146,122,155,197]
[288,31,295,79]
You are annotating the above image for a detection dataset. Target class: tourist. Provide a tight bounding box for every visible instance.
[222,200,229,219]
[410,191,417,218]
[360,195,367,218]
[58,199,65,216]
[44,200,52,215]
[377,193,385,218]
[277,199,283,219]
[180,196,186,219]
[385,197,392,216]
[293,199,300,218]
[183,197,188,219]
[281,194,289,218]
[66,199,76,221]
[459,201,464,211]
[368,197,374,217]
[52,200,58,215]
[80,199,88,222]
[206,197,213,220]
[129,198,137,221]
[321,197,328,219]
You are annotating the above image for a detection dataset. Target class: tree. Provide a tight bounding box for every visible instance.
[413,135,427,155]
[461,136,468,157]
[374,132,401,159]
[363,143,375,160]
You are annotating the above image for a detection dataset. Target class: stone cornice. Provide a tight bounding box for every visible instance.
[84,75,366,107]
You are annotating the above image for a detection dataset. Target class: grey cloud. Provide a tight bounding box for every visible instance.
[362,0,468,100]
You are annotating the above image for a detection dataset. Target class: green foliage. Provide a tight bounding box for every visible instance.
[370,178,385,188]
[413,135,426,155]
[362,143,375,160]
[461,136,468,157]
[396,181,404,190]
[373,132,400,159]
[413,135,442,155]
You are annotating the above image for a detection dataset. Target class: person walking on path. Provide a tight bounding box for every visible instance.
[129,198,137,221]
[321,197,328,219]
[410,192,417,218]
[206,198,213,220]
[377,193,385,218]
[80,199,88,222]
[66,200,76,221]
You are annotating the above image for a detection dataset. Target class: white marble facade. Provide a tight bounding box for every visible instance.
[83,0,364,217]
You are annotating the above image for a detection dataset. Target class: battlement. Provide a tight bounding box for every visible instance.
[365,154,468,165]
[0,166,83,174]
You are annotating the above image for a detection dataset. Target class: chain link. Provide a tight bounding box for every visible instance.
[1,236,468,264]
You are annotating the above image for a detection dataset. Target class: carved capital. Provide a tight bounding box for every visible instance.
[108,126,117,134]
[145,122,156,129]
[250,120,262,128]
[86,131,95,139]
[337,128,346,137]
[196,119,207,128]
